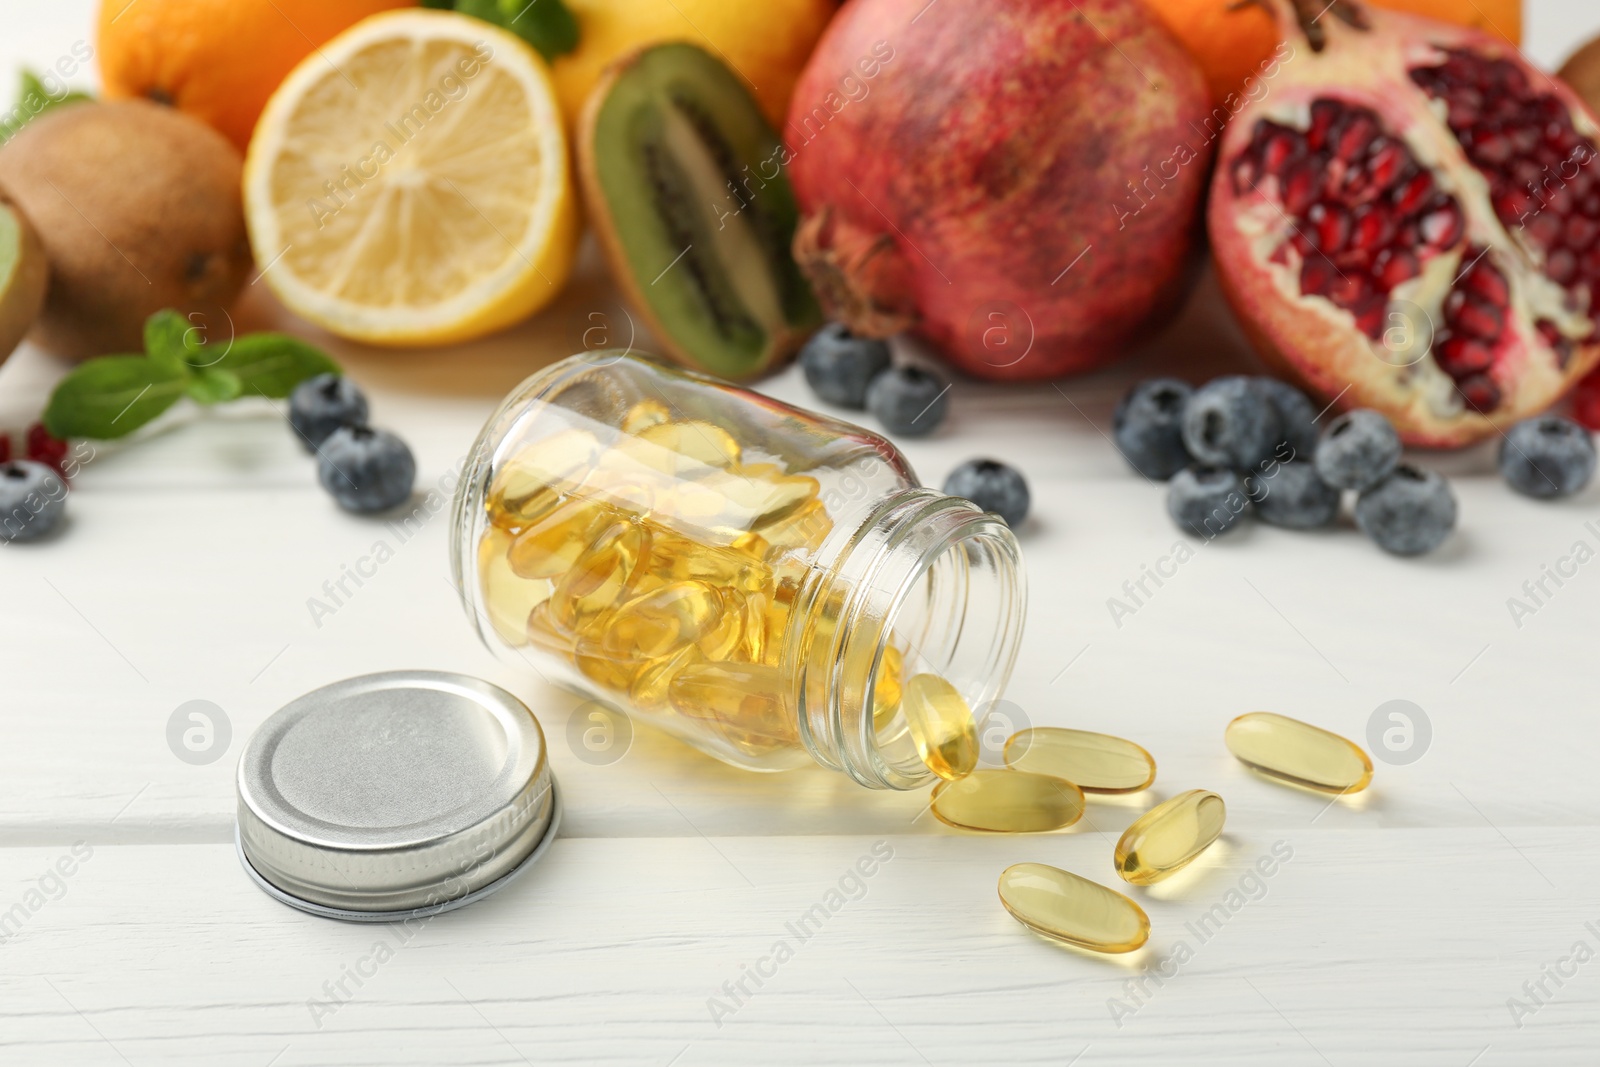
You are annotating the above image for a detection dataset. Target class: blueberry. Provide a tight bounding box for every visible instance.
[1315,409,1401,491]
[1181,376,1282,471]
[943,458,1030,527]
[1252,462,1340,529]
[1257,378,1319,459]
[866,365,948,437]
[0,460,67,542]
[1167,465,1250,537]
[289,374,369,452]
[1113,378,1193,480]
[1355,464,1456,556]
[1499,416,1596,499]
[318,426,416,513]
[800,323,892,409]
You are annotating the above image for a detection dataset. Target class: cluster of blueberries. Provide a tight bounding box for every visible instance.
[288,374,416,513]
[1115,375,1596,555]
[799,323,1030,528]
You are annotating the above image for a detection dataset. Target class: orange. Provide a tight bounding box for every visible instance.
[97,0,415,151]
[1141,0,1523,105]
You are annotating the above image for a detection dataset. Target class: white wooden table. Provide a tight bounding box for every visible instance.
[4,4,1600,1063]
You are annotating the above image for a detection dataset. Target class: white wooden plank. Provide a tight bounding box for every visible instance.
[0,830,1593,1065]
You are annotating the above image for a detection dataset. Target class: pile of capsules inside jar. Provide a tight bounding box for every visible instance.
[915,705,1376,955]
[475,398,924,767]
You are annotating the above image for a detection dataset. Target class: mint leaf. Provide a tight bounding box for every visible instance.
[456,0,579,61]
[0,70,92,144]
[142,309,195,374]
[43,356,188,439]
[187,368,243,405]
[212,333,340,399]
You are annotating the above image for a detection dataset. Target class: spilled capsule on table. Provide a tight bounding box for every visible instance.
[930,770,1085,833]
[1225,712,1374,794]
[998,863,1150,954]
[1004,726,1156,793]
[1114,789,1226,886]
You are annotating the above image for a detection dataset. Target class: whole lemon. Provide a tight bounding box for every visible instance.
[552,0,835,129]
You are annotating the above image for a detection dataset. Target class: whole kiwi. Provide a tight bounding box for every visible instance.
[0,99,252,360]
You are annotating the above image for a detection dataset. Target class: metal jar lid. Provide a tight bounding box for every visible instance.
[236,670,559,922]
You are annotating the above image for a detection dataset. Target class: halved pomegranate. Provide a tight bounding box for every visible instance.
[1209,0,1600,447]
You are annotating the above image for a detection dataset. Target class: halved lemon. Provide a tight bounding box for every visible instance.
[243,10,578,346]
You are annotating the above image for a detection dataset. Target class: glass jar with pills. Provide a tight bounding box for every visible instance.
[450,352,1025,789]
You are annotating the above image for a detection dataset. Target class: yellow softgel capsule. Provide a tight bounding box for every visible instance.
[506,496,609,580]
[902,673,979,780]
[636,419,742,471]
[1225,712,1374,794]
[669,661,799,756]
[621,398,672,433]
[600,580,728,662]
[486,430,599,528]
[1004,727,1156,794]
[930,770,1085,833]
[630,644,703,713]
[871,644,904,731]
[550,519,649,631]
[477,529,552,646]
[997,863,1150,954]
[1114,789,1226,886]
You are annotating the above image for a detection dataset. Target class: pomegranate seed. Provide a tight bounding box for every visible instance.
[25,423,68,475]
[1435,334,1495,375]
[1461,259,1509,305]
[1544,184,1575,216]
[1572,369,1600,430]
[0,434,10,465]
[1307,100,1342,150]
[1308,201,1351,253]
[1419,200,1465,248]
[1457,373,1502,412]
[1535,319,1575,368]
[1469,127,1513,166]
[1365,138,1407,188]
[1508,125,1540,155]
[1326,273,1368,307]
[1300,256,1337,297]
[1509,159,1542,188]
[1452,296,1504,340]
[1261,127,1304,172]
[1392,172,1435,214]
[1582,247,1600,278]
[1492,187,1535,224]
[1281,158,1323,214]
[1582,192,1600,217]
[1373,247,1421,288]
[1526,212,1562,249]
[1349,205,1395,253]
[1546,247,1578,285]
[1334,112,1378,162]
[1351,294,1388,339]
[1566,216,1599,250]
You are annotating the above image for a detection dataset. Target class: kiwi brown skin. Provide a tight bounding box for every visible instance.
[1559,36,1600,118]
[0,197,48,368]
[578,44,820,382]
[0,100,251,361]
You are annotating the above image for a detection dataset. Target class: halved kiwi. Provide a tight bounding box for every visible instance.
[578,42,820,380]
[0,198,47,366]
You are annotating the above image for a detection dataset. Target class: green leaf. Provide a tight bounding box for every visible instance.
[0,70,92,144]
[455,0,579,61]
[142,309,196,374]
[43,356,188,439]
[186,368,243,405]
[210,333,340,399]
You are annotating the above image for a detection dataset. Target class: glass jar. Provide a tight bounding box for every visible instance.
[450,353,1025,790]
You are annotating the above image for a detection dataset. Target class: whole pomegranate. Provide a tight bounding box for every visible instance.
[1210,0,1600,447]
[786,0,1213,381]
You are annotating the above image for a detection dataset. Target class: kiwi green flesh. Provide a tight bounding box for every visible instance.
[590,43,819,379]
[0,203,45,359]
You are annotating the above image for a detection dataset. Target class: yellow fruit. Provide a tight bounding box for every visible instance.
[551,0,835,130]
[243,10,578,347]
